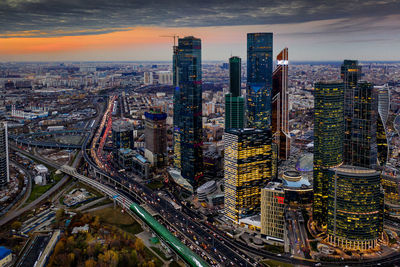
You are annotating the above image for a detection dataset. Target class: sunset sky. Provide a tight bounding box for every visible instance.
[1,0,400,62]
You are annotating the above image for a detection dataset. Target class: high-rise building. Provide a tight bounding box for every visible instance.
[377,84,390,166]
[173,36,203,187]
[313,81,344,226]
[261,182,286,241]
[272,48,290,160]
[225,56,244,130]
[224,128,272,222]
[112,119,134,151]
[341,60,361,165]
[144,109,167,167]
[381,165,400,216]
[144,72,153,85]
[350,81,378,168]
[246,33,273,129]
[0,122,9,188]
[327,166,383,250]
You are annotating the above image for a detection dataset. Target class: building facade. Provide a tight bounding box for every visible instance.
[327,166,383,250]
[341,60,361,165]
[173,36,203,187]
[272,48,290,160]
[225,56,244,130]
[144,110,167,167]
[112,119,134,151]
[0,122,9,188]
[313,81,344,226]
[246,33,273,129]
[224,128,272,222]
[261,182,286,241]
[377,84,390,166]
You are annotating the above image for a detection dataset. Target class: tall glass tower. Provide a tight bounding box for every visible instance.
[246,33,273,129]
[225,56,244,130]
[377,84,390,166]
[313,81,344,226]
[272,48,290,160]
[173,36,203,187]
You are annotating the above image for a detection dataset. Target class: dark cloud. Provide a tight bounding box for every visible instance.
[0,0,399,37]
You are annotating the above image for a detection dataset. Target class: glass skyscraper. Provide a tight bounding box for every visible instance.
[341,60,361,165]
[313,81,344,226]
[173,36,203,187]
[377,84,390,166]
[225,56,244,130]
[350,81,378,168]
[327,166,383,250]
[246,33,273,129]
[224,128,272,222]
[272,48,290,160]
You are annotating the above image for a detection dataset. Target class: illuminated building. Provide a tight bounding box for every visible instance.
[313,81,344,226]
[173,36,203,187]
[225,56,244,130]
[341,60,361,165]
[112,119,134,152]
[246,33,273,129]
[281,171,313,208]
[381,165,400,216]
[377,84,390,166]
[349,81,378,168]
[0,122,9,188]
[261,182,286,242]
[224,128,272,222]
[144,109,167,167]
[327,166,383,250]
[272,48,290,160]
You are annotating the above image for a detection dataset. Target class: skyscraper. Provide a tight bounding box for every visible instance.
[327,166,383,250]
[144,109,167,167]
[350,81,378,168]
[0,122,9,188]
[313,81,344,226]
[377,84,390,166]
[225,56,244,130]
[112,119,134,151]
[173,36,203,186]
[341,60,361,165]
[246,33,273,129]
[224,128,272,222]
[272,48,290,160]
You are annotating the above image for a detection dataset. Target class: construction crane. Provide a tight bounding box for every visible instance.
[160,34,179,46]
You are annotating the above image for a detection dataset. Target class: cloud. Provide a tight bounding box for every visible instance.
[0,0,400,37]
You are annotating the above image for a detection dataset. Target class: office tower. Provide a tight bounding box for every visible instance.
[112,119,134,151]
[246,33,273,129]
[225,56,244,130]
[144,109,167,167]
[377,84,390,166]
[327,166,383,250]
[0,122,9,188]
[313,81,344,226]
[173,36,203,186]
[224,128,272,222]
[341,60,361,165]
[261,182,286,241]
[381,165,400,216]
[144,72,153,85]
[272,48,290,160]
[350,81,378,168]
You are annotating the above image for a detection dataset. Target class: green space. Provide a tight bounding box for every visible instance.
[90,207,143,235]
[26,183,54,204]
[169,261,183,267]
[263,244,284,254]
[262,259,294,267]
[80,198,113,211]
[147,180,163,190]
[150,246,170,260]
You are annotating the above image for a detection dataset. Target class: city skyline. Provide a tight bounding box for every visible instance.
[1,0,400,61]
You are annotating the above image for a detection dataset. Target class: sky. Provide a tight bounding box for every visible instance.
[0,0,400,62]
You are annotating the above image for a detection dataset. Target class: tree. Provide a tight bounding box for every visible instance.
[134,238,144,252]
[56,208,65,223]
[85,259,97,267]
[11,221,22,230]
